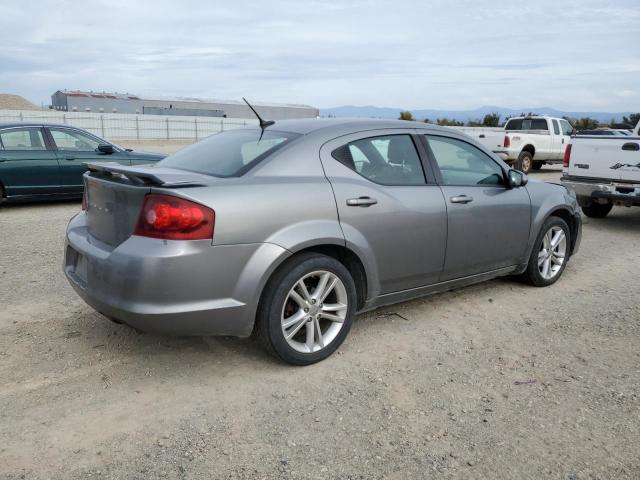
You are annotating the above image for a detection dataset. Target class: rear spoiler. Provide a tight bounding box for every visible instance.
[85,162,208,187]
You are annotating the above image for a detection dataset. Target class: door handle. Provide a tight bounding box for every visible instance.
[346,196,377,207]
[450,195,474,204]
[479,134,486,138]
[64,156,76,161]
[622,142,639,151]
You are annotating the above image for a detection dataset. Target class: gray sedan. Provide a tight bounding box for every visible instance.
[64,119,582,365]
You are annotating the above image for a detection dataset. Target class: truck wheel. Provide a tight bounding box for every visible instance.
[516,151,533,173]
[532,161,543,170]
[581,203,612,218]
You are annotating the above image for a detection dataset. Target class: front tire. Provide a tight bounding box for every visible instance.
[256,253,357,365]
[522,216,570,287]
[516,151,533,174]
[581,202,612,218]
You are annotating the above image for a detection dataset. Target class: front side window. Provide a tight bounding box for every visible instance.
[426,135,504,186]
[560,120,574,136]
[0,128,46,150]
[50,128,102,151]
[331,134,425,185]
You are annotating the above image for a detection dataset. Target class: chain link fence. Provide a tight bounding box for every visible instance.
[0,110,259,141]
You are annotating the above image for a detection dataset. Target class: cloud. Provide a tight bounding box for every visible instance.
[0,0,638,111]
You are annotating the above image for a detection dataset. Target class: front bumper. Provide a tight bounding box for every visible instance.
[64,213,289,337]
[561,177,640,206]
[571,210,582,256]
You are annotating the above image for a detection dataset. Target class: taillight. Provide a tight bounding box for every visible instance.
[563,144,572,168]
[503,135,511,148]
[134,194,215,240]
[81,188,87,210]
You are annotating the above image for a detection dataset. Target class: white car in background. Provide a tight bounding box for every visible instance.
[465,116,574,173]
[562,121,640,218]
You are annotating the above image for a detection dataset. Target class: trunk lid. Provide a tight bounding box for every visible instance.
[84,162,212,247]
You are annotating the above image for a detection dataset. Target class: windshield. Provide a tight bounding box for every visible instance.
[157,129,300,177]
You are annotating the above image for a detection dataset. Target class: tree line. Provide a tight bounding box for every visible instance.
[398,111,640,130]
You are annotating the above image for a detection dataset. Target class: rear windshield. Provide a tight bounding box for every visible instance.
[157,129,300,177]
[504,118,548,131]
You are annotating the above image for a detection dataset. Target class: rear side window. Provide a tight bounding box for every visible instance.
[0,128,46,150]
[552,120,560,135]
[158,129,299,177]
[331,134,425,185]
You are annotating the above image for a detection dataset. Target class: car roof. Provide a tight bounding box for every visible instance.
[0,122,81,130]
[242,117,455,136]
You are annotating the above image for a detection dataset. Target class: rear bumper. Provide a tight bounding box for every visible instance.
[561,177,640,206]
[64,212,290,337]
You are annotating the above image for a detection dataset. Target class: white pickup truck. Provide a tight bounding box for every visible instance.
[561,121,640,218]
[462,116,574,173]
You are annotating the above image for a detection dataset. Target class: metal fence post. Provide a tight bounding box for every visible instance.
[19,112,23,122]
[136,116,140,141]
[220,119,224,133]
[100,115,105,137]
[63,114,67,124]
[166,117,170,139]
[194,118,198,141]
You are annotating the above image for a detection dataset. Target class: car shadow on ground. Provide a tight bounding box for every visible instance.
[584,207,640,233]
[73,310,282,367]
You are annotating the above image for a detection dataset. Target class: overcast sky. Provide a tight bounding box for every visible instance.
[1,0,638,111]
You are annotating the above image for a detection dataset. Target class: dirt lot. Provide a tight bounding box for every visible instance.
[1,167,639,480]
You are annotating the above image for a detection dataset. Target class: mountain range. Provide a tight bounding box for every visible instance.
[320,105,634,123]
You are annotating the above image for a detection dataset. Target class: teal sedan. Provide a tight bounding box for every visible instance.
[0,123,165,203]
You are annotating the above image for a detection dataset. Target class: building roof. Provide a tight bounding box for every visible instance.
[55,90,316,110]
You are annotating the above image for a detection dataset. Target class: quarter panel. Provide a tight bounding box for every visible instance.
[524,179,579,258]
[156,176,343,248]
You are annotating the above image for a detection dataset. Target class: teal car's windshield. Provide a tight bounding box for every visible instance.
[157,129,300,177]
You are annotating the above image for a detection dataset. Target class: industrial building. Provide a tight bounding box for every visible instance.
[50,90,319,119]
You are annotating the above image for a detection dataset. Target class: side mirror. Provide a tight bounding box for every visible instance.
[96,143,114,155]
[507,169,528,188]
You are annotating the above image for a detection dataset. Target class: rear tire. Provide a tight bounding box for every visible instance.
[581,202,612,218]
[255,253,357,365]
[516,151,533,174]
[532,161,543,170]
[522,216,570,287]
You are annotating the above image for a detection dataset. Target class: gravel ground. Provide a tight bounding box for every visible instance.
[1,167,639,480]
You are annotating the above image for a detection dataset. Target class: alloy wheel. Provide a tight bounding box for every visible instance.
[281,270,348,353]
[538,226,567,280]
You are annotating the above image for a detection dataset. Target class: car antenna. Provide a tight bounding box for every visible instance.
[243,97,275,141]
